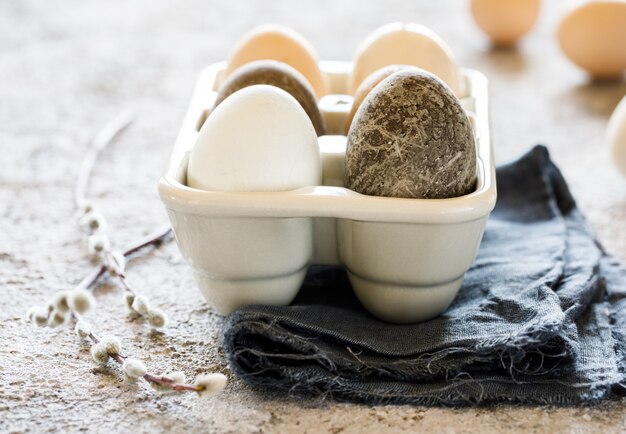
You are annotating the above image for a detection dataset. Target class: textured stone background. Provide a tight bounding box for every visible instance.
[2,0,626,432]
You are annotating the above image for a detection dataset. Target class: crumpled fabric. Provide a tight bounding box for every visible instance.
[223,146,626,405]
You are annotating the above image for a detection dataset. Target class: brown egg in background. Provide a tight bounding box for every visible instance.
[345,69,476,199]
[345,64,418,135]
[223,24,328,97]
[215,60,325,136]
[558,1,626,79]
[469,0,541,47]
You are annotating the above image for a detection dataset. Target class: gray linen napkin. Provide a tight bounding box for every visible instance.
[223,146,626,405]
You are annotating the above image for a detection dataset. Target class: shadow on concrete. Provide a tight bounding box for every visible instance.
[476,44,528,76]
[560,78,626,119]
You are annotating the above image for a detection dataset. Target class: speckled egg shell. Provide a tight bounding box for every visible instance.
[345,64,417,134]
[345,70,476,199]
[349,23,462,96]
[215,60,325,136]
[558,1,626,79]
[224,24,328,97]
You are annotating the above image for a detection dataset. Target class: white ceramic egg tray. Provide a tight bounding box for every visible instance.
[159,61,497,324]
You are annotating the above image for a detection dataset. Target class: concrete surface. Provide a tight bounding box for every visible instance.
[2,0,626,432]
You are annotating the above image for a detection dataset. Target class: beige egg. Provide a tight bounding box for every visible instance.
[215,60,325,136]
[224,24,328,97]
[470,0,540,46]
[349,23,461,96]
[558,1,626,79]
[344,64,417,134]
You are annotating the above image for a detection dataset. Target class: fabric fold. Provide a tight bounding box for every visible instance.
[223,146,626,405]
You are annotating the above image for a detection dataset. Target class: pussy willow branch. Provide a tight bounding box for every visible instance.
[58,111,223,392]
[25,113,224,395]
[66,112,213,393]
[72,109,172,292]
[71,310,199,392]
[75,110,172,301]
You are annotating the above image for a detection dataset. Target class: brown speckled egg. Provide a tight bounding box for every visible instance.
[215,60,325,136]
[345,64,416,134]
[345,69,476,199]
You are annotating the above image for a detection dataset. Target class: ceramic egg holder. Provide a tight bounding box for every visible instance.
[159,61,496,324]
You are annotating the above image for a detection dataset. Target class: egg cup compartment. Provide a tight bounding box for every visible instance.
[159,61,496,324]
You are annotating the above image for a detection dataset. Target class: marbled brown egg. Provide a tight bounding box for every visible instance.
[345,69,476,199]
[345,64,416,134]
[215,60,325,136]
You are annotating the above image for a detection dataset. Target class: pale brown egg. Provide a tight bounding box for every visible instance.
[223,24,328,97]
[558,1,626,79]
[215,60,325,136]
[349,23,462,96]
[470,0,540,46]
[344,64,416,134]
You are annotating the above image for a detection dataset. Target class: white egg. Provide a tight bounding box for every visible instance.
[188,85,321,192]
[607,95,626,179]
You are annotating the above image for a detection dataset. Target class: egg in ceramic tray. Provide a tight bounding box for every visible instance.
[223,24,328,97]
[215,60,325,136]
[188,85,321,192]
[349,22,463,97]
[159,24,497,324]
[345,69,476,200]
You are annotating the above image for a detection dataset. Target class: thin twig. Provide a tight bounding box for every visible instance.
[80,226,173,292]
[123,224,172,258]
[78,265,108,291]
[30,111,225,396]
[142,373,199,392]
[74,110,135,208]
